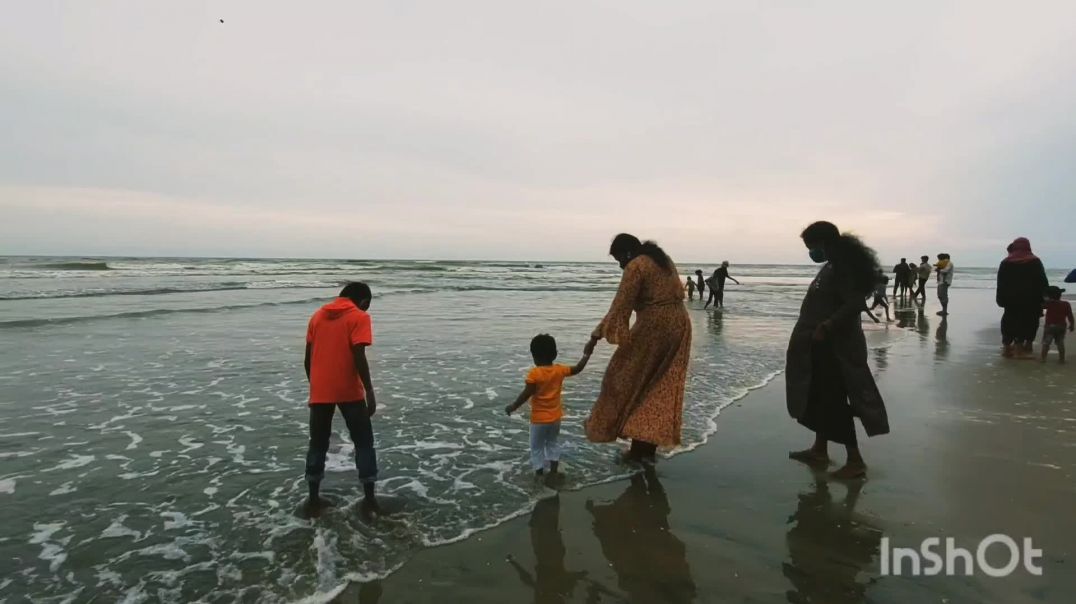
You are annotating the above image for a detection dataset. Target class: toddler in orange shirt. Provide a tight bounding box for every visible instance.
[505,334,595,475]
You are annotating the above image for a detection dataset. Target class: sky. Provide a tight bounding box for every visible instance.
[2,1,1075,266]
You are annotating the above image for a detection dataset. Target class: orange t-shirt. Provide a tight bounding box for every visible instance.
[306,298,373,404]
[525,364,573,424]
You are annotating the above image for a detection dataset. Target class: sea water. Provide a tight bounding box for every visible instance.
[0,257,1063,601]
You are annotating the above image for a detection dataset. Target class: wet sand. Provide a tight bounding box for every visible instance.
[340,289,1076,603]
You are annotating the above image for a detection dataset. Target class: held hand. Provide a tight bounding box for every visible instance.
[584,339,597,356]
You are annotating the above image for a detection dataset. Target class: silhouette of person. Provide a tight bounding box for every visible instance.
[507,495,588,603]
[782,477,882,604]
[587,467,696,602]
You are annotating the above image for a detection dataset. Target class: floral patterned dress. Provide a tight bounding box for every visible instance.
[585,255,692,447]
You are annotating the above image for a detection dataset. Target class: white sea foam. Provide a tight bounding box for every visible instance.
[29,521,69,573]
[100,515,143,540]
[124,431,143,450]
[47,454,95,471]
[49,481,77,496]
[161,511,192,531]
[0,477,15,494]
[136,542,191,562]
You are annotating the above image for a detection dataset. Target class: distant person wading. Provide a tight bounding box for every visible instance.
[704,261,740,309]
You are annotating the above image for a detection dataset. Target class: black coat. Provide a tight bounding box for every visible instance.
[786,264,889,437]
[996,259,1048,309]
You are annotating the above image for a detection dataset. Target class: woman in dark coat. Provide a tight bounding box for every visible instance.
[996,237,1049,357]
[787,221,889,479]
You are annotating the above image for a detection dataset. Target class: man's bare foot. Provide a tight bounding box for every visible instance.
[788,449,830,467]
[360,496,382,518]
[299,496,329,519]
[830,463,867,480]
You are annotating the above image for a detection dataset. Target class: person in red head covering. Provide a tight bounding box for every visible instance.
[996,238,1049,357]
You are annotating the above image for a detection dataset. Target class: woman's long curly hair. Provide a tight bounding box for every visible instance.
[801,221,879,296]
[609,233,673,271]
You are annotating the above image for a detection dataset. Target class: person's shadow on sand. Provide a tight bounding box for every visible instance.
[782,477,882,604]
[507,495,589,603]
[587,466,697,603]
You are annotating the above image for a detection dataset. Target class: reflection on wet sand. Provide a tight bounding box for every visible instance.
[897,305,916,330]
[916,306,930,336]
[872,345,889,373]
[935,317,949,360]
[508,495,589,603]
[342,580,382,603]
[706,309,724,336]
[782,477,881,604]
[588,467,697,603]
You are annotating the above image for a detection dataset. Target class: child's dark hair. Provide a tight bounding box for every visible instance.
[340,282,372,304]
[1045,286,1064,300]
[530,334,558,364]
[801,221,880,296]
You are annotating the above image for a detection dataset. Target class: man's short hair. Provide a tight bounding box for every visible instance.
[340,282,372,304]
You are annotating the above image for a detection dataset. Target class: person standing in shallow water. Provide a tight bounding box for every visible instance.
[704,261,741,309]
[302,282,379,516]
[913,255,932,302]
[787,221,889,480]
[586,234,692,462]
[934,253,954,316]
[892,258,910,298]
[694,269,706,301]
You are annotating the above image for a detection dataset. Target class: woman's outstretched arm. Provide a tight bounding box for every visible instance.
[593,260,644,345]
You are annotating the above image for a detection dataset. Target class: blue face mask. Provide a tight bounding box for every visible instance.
[809,247,827,263]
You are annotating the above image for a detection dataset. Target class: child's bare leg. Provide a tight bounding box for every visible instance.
[1059,339,1066,363]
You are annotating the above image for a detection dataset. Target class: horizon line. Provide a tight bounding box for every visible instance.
[1,253,1070,271]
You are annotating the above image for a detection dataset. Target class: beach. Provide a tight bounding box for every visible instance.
[2,258,1074,602]
[357,288,1076,603]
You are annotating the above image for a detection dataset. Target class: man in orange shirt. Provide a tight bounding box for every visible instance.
[303,282,378,516]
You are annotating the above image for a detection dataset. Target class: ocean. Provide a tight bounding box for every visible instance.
[0,257,1064,602]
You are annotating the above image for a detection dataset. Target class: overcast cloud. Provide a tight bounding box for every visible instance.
[2,1,1075,265]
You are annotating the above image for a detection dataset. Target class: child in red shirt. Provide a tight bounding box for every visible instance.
[1042,286,1074,363]
[505,334,595,476]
